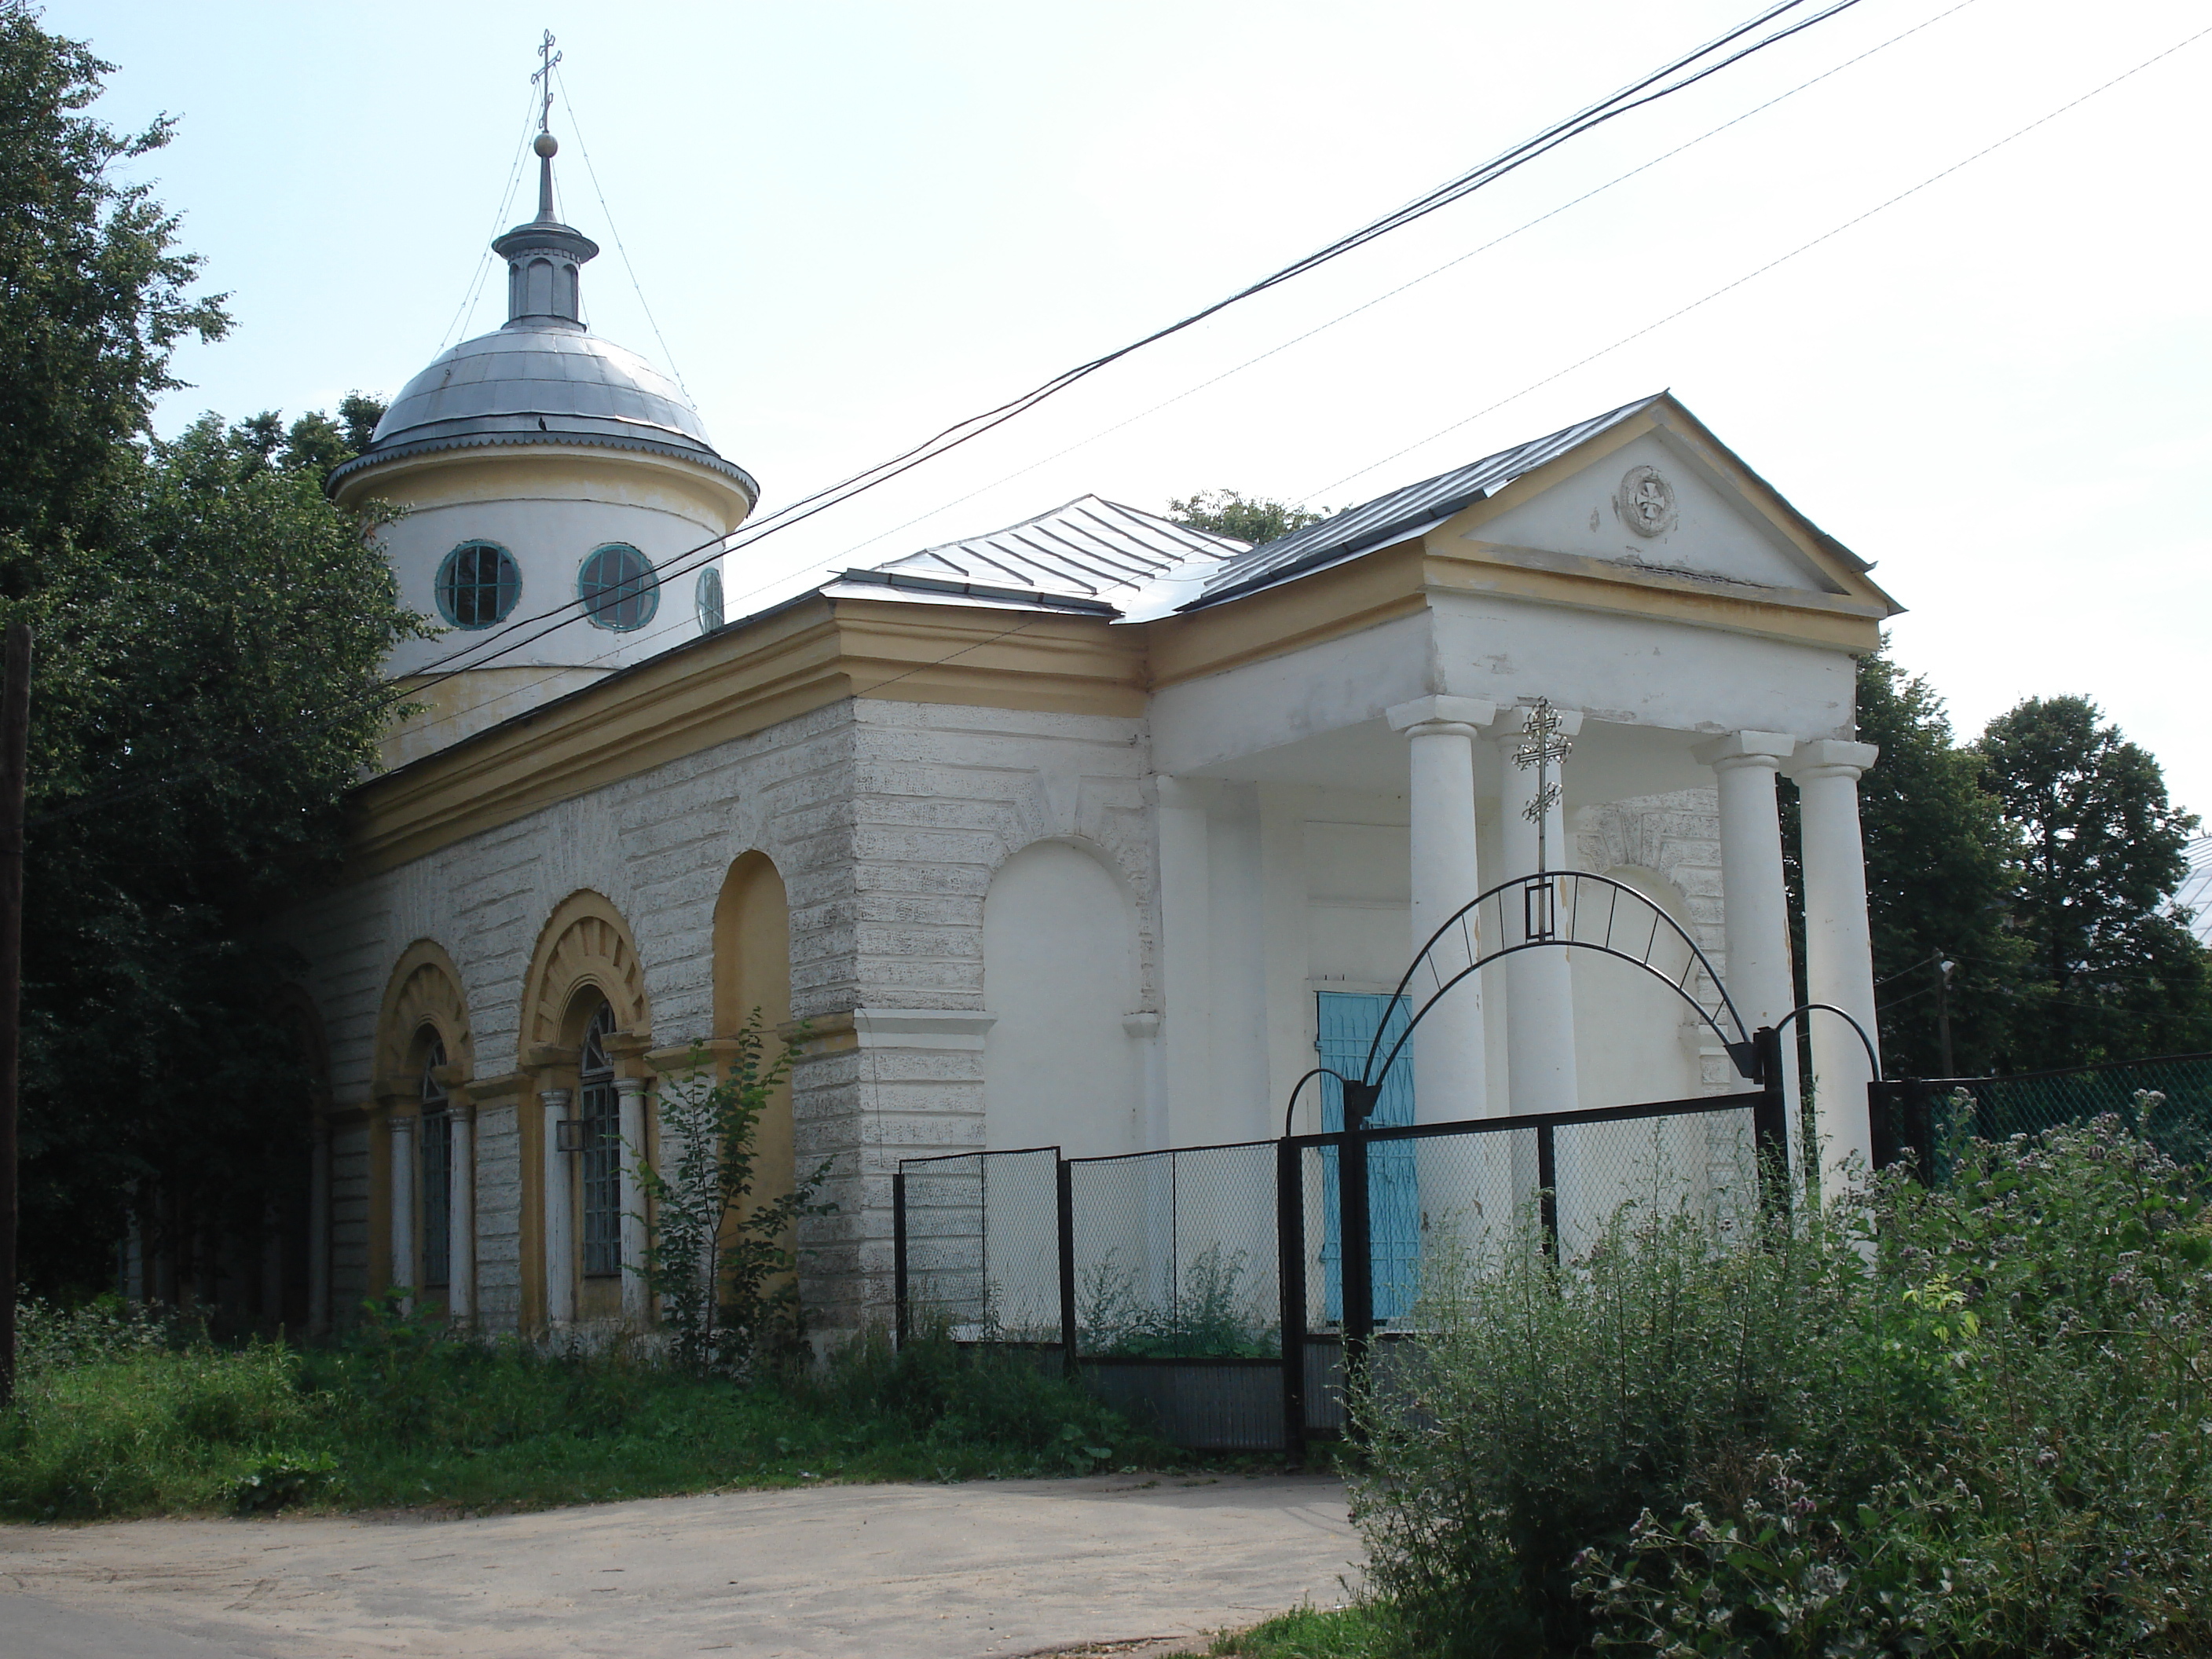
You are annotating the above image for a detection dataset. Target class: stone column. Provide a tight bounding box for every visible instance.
[1155,778,1214,1143]
[388,1112,416,1312]
[1694,732,1800,1152]
[448,1105,476,1328]
[1386,697,1496,1123]
[1785,738,1883,1185]
[540,1088,574,1331]
[1498,706,1584,1119]
[307,1117,331,1335]
[615,1076,650,1327]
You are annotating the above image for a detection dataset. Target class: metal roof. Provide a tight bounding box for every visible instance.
[1188,394,1664,610]
[328,320,755,497]
[850,496,1245,606]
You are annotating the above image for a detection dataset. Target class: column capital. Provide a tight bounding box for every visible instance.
[1386,694,1496,736]
[611,1075,648,1100]
[1693,730,1796,771]
[1784,738,1879,782]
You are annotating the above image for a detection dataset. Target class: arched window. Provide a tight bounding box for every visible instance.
[695,566,725,634]
[435,542,522,628]
[578,1002,622,1277]
[579,544,659,632]
[418,1032,452,1291]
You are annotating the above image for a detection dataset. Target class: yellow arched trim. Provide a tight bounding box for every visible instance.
[522,889,651,1052]
[375,939,474,1086]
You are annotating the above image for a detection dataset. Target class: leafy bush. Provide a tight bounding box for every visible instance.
[1351,1101,2212,1657]
[1078,1244,1278,1357]
[821,1320,1161,1473]
[2,1339,310,1518]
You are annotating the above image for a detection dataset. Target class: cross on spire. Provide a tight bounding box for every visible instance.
[1513,698,1573,875]
[532,30,562,135]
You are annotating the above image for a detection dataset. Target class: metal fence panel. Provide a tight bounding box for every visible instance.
[1067,1141,1278,1357]
[898,1147,1060,1339]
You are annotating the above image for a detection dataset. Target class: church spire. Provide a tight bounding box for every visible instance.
[493,31,599,326]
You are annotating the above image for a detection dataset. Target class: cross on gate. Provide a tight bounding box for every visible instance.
[1513,698,1573,940]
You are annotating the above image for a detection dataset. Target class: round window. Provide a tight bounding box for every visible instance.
[695,566,725,634]
[434,541,522,629]
[578,543,659,631]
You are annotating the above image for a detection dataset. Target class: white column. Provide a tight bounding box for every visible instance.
[1387,697,1495,1123]
[448,1107,475,1328]
[1785,739,1882,1185]
[307,1119,331,1334]
[1155,779,1214,1143]
[541,1088,574,1330]
[1498,707,1584,1119]
[388,1113,416,1312]
[615,1076,650,1327]
[1693,731,1800,1148]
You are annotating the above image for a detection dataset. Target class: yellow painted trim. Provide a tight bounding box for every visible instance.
[331,441,755,529]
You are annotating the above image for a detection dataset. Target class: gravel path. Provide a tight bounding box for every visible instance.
[0,1473,1357,1657]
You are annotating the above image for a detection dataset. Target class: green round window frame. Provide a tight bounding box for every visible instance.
[578,543,660,632]
[695,566,725,634]
[434,540,522,629]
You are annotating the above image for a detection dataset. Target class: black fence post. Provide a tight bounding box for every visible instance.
[1536,1122,1560,1259]
[1752,1025,1791,1219]
[893,1166,909,1350]
[1340,1126,1373,1412]
[1867,1080,1899,1173]
[1056,1155,1079,1379]
[1276,1136,1308,1469]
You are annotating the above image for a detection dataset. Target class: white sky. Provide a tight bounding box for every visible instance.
[50,0,2212,824]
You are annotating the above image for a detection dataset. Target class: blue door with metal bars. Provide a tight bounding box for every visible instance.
[1317,991,1421,1323]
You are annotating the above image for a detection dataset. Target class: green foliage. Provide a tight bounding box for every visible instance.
[1851,646,2027,1075]
[634,1016,834,1373]
[1,1301,1181,1519]
[1166,489,1329,547]
[1177,1603,1400,1657]
[1077,1244,1278,1357]
[13,412,429,1295]
[1350,1113,2212,1657]
[0,1,229,565]
[1978,694,2212,1067]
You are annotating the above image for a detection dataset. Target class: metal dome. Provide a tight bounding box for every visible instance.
[328,320,756,497]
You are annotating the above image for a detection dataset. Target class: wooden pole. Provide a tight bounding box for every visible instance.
[0,621,31,1407]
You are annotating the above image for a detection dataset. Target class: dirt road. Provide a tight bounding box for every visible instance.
[0,1473,1357,1657]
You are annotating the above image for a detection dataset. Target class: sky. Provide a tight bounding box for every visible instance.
[47,0,2212,825]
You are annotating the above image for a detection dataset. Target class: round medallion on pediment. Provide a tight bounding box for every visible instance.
[1616,465,1677,537]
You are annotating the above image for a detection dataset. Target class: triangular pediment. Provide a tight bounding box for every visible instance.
[1441,395,1897,611]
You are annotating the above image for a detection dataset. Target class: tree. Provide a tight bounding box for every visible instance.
[0,2,228,577]
[1977,696,2211,1068]
[1166,489,1328,547]
[13,413,424,1298]
[0,9,418,1300]
[1848,646,2026,1076]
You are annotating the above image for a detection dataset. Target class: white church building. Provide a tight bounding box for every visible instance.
[282,130,1900,1339]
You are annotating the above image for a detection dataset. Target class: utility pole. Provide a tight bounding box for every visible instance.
[0,622,29,1407]
[1932,950,1957,1079]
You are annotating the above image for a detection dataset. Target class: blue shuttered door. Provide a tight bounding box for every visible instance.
[1317,992,1421,1324]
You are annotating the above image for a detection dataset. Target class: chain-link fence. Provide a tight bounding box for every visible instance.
[894,1082,1779,1453]
[1873,1054,2212,1180]
[894,1144,1062,1342]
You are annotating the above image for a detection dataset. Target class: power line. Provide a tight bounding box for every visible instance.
[1295,18,2212,504]
[438,83,541,356]
[13,0,1969,829]
[354,0,1873,698]
[551,63,692,401]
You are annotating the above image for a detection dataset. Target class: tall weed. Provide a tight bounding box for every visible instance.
[1353,1107,2212,1656]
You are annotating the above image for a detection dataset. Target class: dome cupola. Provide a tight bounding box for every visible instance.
[331,46,756,768]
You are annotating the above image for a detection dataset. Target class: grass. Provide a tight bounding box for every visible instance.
[0,1302,1199,1522]
[1164,1605,1397,1657]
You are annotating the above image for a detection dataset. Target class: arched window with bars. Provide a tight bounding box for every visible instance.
[418,1032,452,1293]
[579,1003,623,1279]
